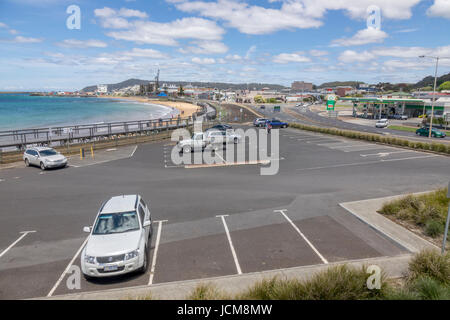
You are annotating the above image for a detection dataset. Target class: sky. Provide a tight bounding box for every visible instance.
[1,0,450,91]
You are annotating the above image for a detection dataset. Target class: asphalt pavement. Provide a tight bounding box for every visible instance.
[0,125,449,299]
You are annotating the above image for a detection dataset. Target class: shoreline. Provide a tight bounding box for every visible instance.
[99,95,198,118]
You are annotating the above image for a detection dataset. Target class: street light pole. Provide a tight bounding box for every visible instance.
[419,55,450,138]
[429,57,439,138]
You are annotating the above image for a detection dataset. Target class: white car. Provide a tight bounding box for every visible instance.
[81,195,152,279]
[23,147,67,170]
[375,119,389,128]
[177,130,241,153]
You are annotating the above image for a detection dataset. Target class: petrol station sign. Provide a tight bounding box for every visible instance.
[326,95,337,110]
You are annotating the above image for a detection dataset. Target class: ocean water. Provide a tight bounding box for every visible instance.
[0,94,176,131]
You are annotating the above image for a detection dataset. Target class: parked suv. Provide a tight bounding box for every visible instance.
[253,118,268,127]
[81,195,152,279]
[23,147,67,170]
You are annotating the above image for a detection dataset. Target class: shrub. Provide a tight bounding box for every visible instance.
[409,276,450,300]
[186,284,229,300]
[408,250,450,286]
[379,188,449,230]
[424,219,444,237]
[238,265,388,300]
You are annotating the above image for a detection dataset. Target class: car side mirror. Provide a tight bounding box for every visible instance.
[83,226,91,233]
[143,221,151,227]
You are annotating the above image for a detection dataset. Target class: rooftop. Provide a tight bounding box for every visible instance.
[101,195,138,214]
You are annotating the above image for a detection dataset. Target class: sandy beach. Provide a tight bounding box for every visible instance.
[101,96,199,118]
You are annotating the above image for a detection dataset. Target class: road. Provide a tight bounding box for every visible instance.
[251,104,449,144]
[0,126,449,299]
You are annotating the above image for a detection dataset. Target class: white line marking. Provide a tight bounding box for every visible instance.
[0,179,4,182]
[47,236,89,297]
[0,231,36,259]
[360,150,413,157]
[380,155,438,162]
[148,220,167,285]
[106,148,117,152]
[130,145,138,157]
[217,215,242,274]
[275,210,328,264]
[215,152,226,164]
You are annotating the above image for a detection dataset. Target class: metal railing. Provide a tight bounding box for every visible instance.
[0,115,194,150]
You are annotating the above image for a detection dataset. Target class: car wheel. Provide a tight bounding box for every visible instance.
[40,162,46,170]
[139,246,149,274]
[25,159,29,167]
[183,145,191,153]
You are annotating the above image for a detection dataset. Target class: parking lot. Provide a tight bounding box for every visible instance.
[1,126,449,299]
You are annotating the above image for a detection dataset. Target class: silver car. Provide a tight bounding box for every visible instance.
[23,147,68,170]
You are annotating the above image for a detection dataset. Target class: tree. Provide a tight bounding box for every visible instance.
[178,85,184,96]
[438,81,450,91]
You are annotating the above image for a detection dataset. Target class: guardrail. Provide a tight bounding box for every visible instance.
[0,115,195,150]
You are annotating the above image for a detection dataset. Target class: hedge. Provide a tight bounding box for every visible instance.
[288,123,450,155]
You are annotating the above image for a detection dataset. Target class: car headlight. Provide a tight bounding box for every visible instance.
[124,249,139,261]
[85,255,96,264]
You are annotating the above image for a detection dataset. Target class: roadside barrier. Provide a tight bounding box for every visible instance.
[289,123,450,156]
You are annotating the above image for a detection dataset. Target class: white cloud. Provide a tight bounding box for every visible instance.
[0,22,7,28]
[338,50,375,62]
[372,45,450,58]
[427,0,450,19]
[192,57,216,64]
[383,60,429,70]
[168,0,421,35]
[94,7,147,29]
[309,49,328,56]
[118,8,148,18]
[331,28,388,46]
[170,0,322,34]
[122,48,168,59]
[245,45,257,59]
[180,41,228,54]
[57,39,108,48]
[11,36,43,43]
[105,17,225,46]
[273,52,311,63]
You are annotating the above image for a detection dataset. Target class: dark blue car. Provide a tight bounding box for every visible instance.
[265,119,288,128]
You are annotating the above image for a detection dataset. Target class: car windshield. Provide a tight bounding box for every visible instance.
[39,149,57,156]
[92,211,140,235]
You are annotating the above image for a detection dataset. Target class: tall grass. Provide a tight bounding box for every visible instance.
[407,250,450,286]
[379,188,449,237]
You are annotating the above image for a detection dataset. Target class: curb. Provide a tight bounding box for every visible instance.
[37,254,413,300]
[339,192,440,253]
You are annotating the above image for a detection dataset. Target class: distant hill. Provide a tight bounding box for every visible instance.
[81,79,288,92]
[318,81,364,88]
[413,72,450,88]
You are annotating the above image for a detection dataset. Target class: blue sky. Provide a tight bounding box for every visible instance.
[1,0,450,91]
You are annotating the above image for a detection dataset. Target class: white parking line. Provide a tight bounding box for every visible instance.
[214,152,226,164]
[47,236,89,297]
[274,210,328,264]
[380,155,439,162]
[217,215,242,275]
[0,231,36,259]
[130,145,138,157]
[148,220,167,285]
[360,150,414,157]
